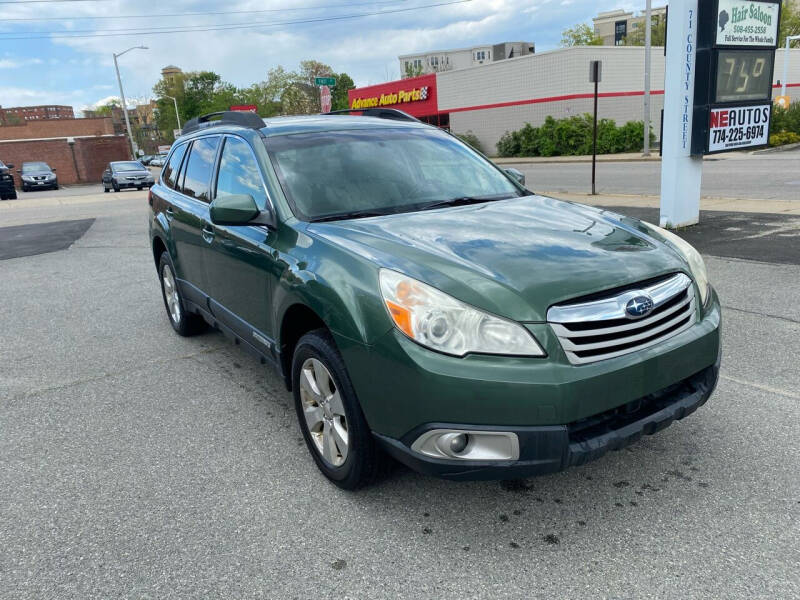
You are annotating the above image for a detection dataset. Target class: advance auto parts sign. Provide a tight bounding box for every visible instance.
[350,85,429,110]
[716,0,779,47]
[708,104,770,151]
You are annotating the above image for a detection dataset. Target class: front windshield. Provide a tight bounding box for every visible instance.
[113,161,146,172]
[266,127,523,221]
[22,162,50,173]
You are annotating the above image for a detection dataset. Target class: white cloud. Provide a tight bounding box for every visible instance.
[0,58,43,69]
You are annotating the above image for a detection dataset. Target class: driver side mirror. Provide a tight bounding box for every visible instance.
[503,167,525,186]
[209,194,276,229]
[5,164,13,169]
[51,168,57,173]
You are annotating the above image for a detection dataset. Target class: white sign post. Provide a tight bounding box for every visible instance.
[659,0,702,228]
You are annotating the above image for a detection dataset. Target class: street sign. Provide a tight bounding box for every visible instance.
[173,129,182,139]
[314,76,336,87]
[230,104,258,113]
[158,145,171,154]
[320,85,332,113]
[589,60,602,83]
[692,0,781,155]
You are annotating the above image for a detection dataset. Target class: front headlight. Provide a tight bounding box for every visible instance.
[379,269,545,357]
[21,176,33,182]
[644,222,710,305]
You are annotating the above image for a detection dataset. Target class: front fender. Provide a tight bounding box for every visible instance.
[272,226,392,348]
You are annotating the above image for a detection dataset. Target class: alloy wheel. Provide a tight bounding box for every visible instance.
[161,264,182,324]
[299,358,349,467]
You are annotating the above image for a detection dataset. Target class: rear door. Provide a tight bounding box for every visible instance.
[204,134,278,346]
[167,135,220,305]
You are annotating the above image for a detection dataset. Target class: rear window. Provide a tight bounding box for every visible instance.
[162,144,187,189]
[180,137,220,202]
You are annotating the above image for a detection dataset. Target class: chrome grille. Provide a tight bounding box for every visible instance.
[547,273,696,365]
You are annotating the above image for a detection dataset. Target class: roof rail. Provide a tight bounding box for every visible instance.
[324,108,422,123]
[181,111,265,136]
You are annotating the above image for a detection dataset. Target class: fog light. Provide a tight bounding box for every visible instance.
[449,433,468,454]
[412,429,520,461]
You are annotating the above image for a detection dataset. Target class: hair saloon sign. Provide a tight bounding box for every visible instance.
[347,73,438,117]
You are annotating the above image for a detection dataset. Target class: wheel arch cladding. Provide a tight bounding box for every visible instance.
[152,235,167,268]
[279,303,328,390]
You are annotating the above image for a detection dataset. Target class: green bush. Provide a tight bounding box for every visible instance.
[769,131,800,146]
[770,102,800,136]
[496,114,655,157]
[454,131,483,153]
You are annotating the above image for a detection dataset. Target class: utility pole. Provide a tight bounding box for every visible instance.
[643,0,652,156]
[113,45,148,158]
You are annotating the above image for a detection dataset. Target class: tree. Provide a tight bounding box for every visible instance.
[779,0,800,47]
[622,17,667,46]
[403,62,424,78]
[560,23,603,47]
[331,72,355,111]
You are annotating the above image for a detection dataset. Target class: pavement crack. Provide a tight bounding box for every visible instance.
[6,344,227,401]
[721,305,800,325]
[720,375,800,400]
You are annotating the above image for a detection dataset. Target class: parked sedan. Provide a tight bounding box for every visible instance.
[149,155,167,167]
[102,161,155,192]
[19,162,58,192]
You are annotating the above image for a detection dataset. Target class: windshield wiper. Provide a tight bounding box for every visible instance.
[416,194,518,212]
[311,208,399,223]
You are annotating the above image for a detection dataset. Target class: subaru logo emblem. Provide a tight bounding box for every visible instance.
[625,295,654,318]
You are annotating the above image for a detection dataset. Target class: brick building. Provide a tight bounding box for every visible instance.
[0,104,74,124]
[0,116,129,186]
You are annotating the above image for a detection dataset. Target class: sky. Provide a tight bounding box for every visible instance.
[0,0,642,113]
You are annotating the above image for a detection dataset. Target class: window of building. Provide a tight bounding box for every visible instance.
[215,137,268,210]
[413,59,422,69]
[614,20,627,45]
[430,56,439,67]
[180,136,219,202]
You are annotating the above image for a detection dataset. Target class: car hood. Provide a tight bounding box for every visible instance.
[308,195,689,322]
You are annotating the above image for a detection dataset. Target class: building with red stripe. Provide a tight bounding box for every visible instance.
[349,46,800,155]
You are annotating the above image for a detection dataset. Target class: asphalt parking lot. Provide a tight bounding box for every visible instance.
[1,190,799,599]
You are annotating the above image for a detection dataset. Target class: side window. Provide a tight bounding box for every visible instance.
[180,136,220,202]
[215,137,268,210]
[162,143,187,189]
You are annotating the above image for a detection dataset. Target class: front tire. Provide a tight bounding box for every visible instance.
[157,252,205,336]
[113,182,120,192]
[292,329,387,490]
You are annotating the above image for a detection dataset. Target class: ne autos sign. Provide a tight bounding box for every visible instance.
[715,0,780,47]
[707,104,770,151]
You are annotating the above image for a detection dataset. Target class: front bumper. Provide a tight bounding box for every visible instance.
[114,179,153,188]
[375,355,719,480]
[338,288,721,479]
[22,179,57,189]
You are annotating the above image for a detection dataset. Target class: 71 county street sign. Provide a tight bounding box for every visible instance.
[707,104,770,152]
[314,76,336,87]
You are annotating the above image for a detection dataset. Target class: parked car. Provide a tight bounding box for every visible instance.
[139,155,156,166]
[0,160,17,200]
[149,110,721,490]
[18,161,58,192]
[149,155,167,167]
[102,160,155,192]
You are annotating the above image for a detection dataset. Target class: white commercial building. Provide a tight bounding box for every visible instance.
[349,46,800,156]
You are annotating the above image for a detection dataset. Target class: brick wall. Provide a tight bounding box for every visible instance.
[0,117,114,141]
[0,136,130,185]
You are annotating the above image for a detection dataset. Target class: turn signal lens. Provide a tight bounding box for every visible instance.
[379,269,545,357]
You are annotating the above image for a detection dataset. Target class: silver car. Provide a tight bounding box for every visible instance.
[102,161,155,193]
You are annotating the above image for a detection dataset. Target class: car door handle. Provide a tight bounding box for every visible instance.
[165,207,174,221]
[202,225,215,244]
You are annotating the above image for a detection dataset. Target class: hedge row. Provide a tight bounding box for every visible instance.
[496,114,655,157]
[770,102,800,146]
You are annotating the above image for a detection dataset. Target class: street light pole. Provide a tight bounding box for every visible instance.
[643,0,652,156]
[165,95,181,130]
[781,34,800,98]
[113,45,148,158]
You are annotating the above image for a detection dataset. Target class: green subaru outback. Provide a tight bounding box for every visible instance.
[148,110,721,489]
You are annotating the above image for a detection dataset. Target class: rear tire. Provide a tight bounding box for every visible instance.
[157,251,206,337]
[292,329,387,490]
[103,186,109,193]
